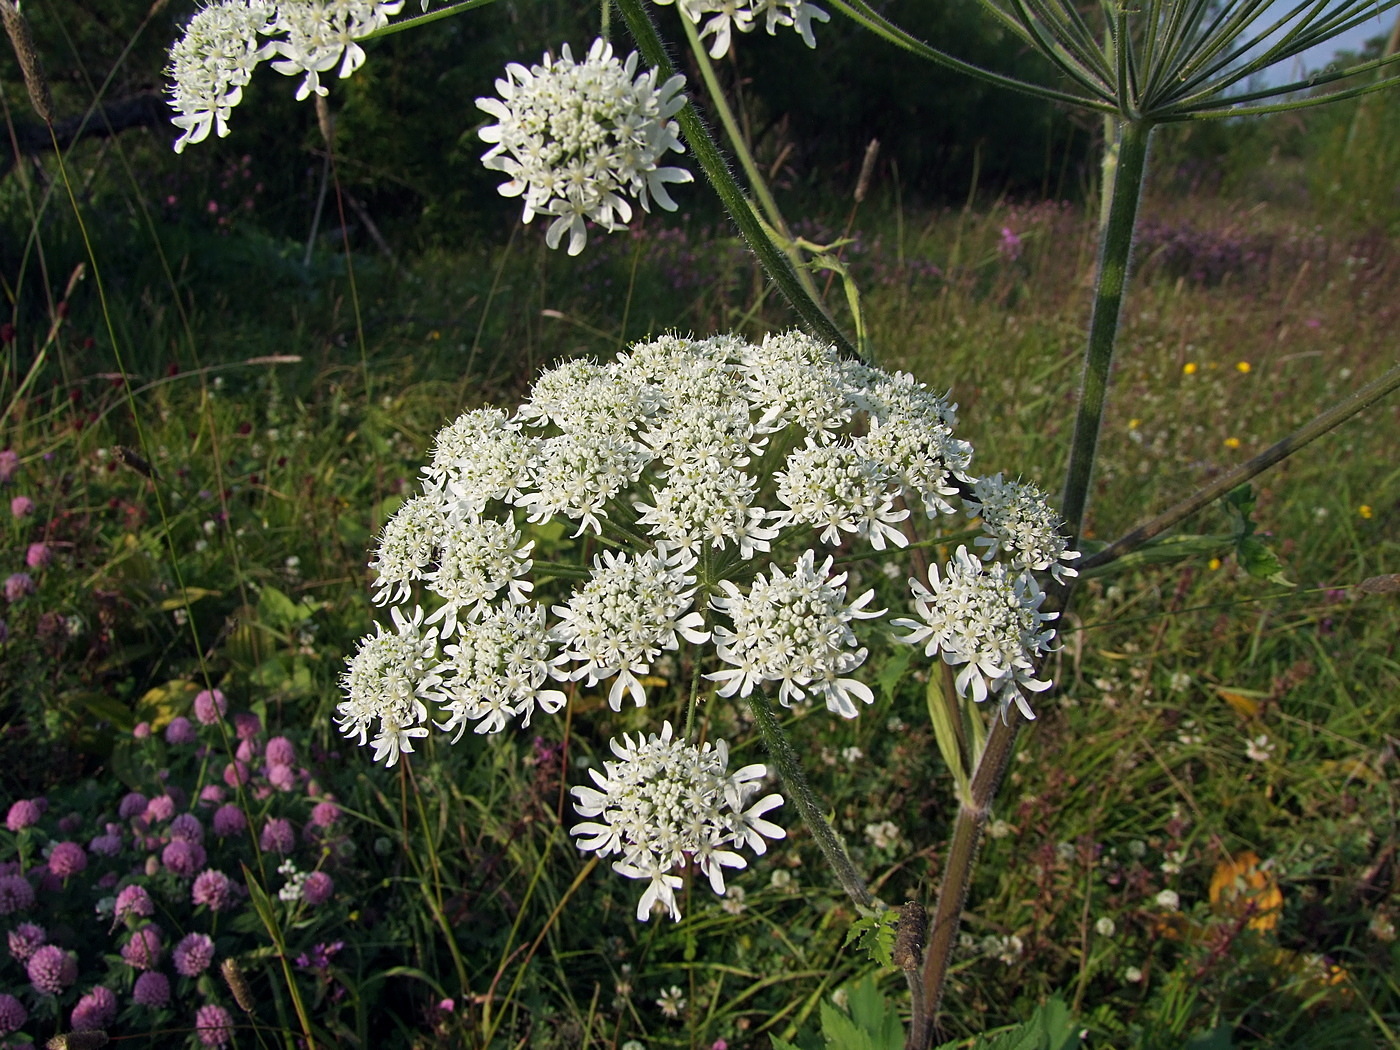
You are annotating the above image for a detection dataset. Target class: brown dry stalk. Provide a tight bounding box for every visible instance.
[0,0,54,124]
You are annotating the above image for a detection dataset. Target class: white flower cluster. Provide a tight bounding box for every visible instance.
[339,330,1074,909]
[570,722,784,920]
[477,39,692,255]
[653,0,831,58]
[965,473,1080,583]
[166,0,404,152]
[893,546,1058,721]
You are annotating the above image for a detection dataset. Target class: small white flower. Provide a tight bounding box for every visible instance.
[893,546,1057,721]
[987,818,1013,839]
[656,985,686,1018]
[720,884,747,915]
[652,0,830,58]
[1155,889,1180,911]
[964,473,1079,583]
[863,820,900,850]
[336,605,436,766]
[569,722,783,921]
[1124,965,1144,983]
[1095,917,1116,938]
[166,0,277,152]
[708,549,883,719]
[477,39,692,255]
[1245,733,1275,762]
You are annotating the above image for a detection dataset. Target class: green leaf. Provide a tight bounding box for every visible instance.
[926,670,968,795]
[258,585,313,629]
[819,1002,880,1050]
[876,643,914,705]
[933,997,1077,1050]
[770,1038,803,1050]
[1236,536,1293,586]
[845,908,896,969]
[844,975,904,1050]
[1183,1026,1233,1050]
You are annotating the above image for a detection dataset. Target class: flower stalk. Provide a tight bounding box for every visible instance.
[746,691,873,910]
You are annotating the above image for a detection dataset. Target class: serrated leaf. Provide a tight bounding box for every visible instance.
[845,975,904,1050]
[1236,537,1293,586]
[258,585,304,629]
[845,909,896,968]
[819,1002,879,1050]
[770,1037,803,1050]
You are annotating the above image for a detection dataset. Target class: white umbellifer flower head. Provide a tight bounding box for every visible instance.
[549,545,709,710]
[892,545,1058,722]
[167,0,405,150]
[570,721,784,921]
[476,39,693,255]
[336,605,437,766]
[429,601,567,738]
[708,549,884,719]
[965,473,1080,583]
[166,0,277,153]
[341,330,1067,773]
[653,0,830,58]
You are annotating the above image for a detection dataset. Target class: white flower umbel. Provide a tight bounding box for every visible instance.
[549,546,709,710]
[337,606,437,766]
[654,0,831,58]
[893,546,1058,721]
[430,602,567,737]
[340,330,1067,768]
[477,39,692,255]
[570,721,784,920]
[166,0,277,153]
[965,473,1080,584]
[708,549,884,718]
[166,0,404,150]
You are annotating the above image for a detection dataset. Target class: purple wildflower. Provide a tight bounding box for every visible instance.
[173,932,215,977]
[118,792,149,819]
[132,970,171,1008]
[162,838,206,877]
[0,992,27,1036]
[0,449,17,483]
[170,812,204,843]
[235,737,260,763]
[89,823,124,856]
[4,572,33,602]
[48,841,87,878]
[192,869,235,911]
[133,721,152,738]
[233,712,261,739]
[223,760,249,788]
[115,883,154,921]
[0,874,35,914]
[71,985,118,1030]
[5,798,42,831]
[121,924,164,970]
[8,922,46,961]
[265,736,295,766]
[26,542,52,568]
[145,794,177,823]
[195,1003,234,1047]
[212,804,246,838]
[10,495,33,518]
[28,943,78,994]
[164,716,197,746]
[194,688,227,725]
[301,871,334,906]
[199,784,226,806]
[310,800,341,828]
[267,763,296,792]
[259,817,294,854]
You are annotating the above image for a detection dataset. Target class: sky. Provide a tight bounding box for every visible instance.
[1261,2,1396,82]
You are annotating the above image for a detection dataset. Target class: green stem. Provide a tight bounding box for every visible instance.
[611,0,859,359]
[909,713,1021,1050]
[745,692,872,910]
[1060,118,1152,545]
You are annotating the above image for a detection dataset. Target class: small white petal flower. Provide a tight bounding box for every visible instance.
[569,722,784,922]
[477,39,692,255]
[893,546,1058,721]
[652,0,829,58]
[166,0,277,152]
[337,605,436,765]
[708,549,884,718]
[965,473,1080,582]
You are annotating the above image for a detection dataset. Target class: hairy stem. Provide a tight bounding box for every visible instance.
[611,0,859,359]
[1060,118,1152,545]
[746,692,873,910]
[909,713,1021,1049]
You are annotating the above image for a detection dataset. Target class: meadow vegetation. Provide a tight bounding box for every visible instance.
[1,3,1398,1049]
